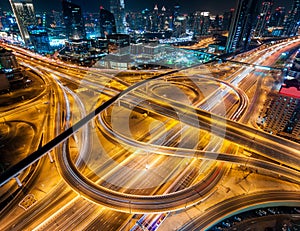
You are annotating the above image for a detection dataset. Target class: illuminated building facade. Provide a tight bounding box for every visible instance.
[192,11,211,36]
[142,8,151,31]
[259,53,300,141]
[259,89,300,141]
[126,7,170,33]
[151,4,159,32]
[222,9,234,31]
[269,7,285,27]
[29,28,51,53]
[99,8,116,38]
[173,15,187,37]
[62,0,86,40]
[0,47,23,89]
[110,0,126,33]
[9,0,36,45]
[226,0,259,53]
[172,3,180,30]
[284,0,300,36]
[267,6,286,36]
[0,47,19,72]
[159,6,169,31]
[254,0,273,37]
[0,8,3,30]
[286,52,300,80]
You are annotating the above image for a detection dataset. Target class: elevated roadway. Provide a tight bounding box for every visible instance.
[179,191,300,231]
[1,38,300,215]
[1,61,300,213]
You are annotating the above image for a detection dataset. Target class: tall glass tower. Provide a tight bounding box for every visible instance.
[226,0,259,53]
[62,0,86,40]
[254,0,273,37]
[9,0,36,45]
[99,8,116,37]
[284,0,300,36]
[109,0,126,33]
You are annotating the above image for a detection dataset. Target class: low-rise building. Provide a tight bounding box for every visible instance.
[0,47,24,90]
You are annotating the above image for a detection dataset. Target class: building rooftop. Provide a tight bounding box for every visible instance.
[279,86,300,99]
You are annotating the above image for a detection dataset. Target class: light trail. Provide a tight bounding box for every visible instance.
[0,37,300,227]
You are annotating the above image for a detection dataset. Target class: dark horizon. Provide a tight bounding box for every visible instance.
[0,0,293,14]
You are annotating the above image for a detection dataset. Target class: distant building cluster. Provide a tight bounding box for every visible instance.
[0,0,300,63]
[7,0,50,53]
[258,52,300,142]
[94,41,213,70]
[226,0,300,53]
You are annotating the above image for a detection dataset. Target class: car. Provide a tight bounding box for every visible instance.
[256,209,267,216]
[267,208,276,214]
[234,216,242,222]
[222,221,231,228]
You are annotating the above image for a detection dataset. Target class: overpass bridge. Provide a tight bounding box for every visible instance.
[0,58,299,185]
[223,59,286,71]
[0,40,299,213]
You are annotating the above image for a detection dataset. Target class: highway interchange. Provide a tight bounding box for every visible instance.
[0,38,300,230]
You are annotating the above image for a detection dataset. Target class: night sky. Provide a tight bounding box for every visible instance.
[0,0,294,14]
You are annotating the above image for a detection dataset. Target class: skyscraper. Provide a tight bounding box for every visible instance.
[51,10,64,27]
[226,0,260,53]
[0,8,4,30]
[62,0,86,40]
[254,0,273,37]
[269,7,286,27]
[284,0,300,36]
[193,12,211,36]
[173,15,187,37]
[110,0,126,33]
[9,0,36,45]
[99,8,116,37]
[159,6,169,31]
[222,9,234,31]
[29,28,51,53]
[151,4,159,32]
[142,8,151,31]
[172,3,180,30]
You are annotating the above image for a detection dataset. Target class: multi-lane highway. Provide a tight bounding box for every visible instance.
[179,191,300,231]
[0,37,300,230]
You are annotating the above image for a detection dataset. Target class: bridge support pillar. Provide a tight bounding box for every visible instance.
[15,176,22,187]
[48,152,54,163]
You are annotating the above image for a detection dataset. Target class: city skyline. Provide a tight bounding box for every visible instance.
[0,0,294,14]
